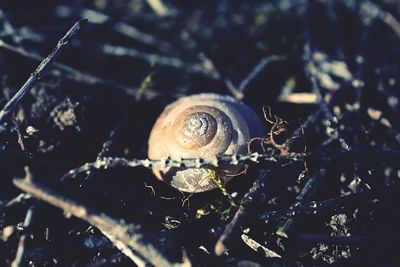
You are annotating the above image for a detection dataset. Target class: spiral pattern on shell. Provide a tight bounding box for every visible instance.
[148,93,265,192]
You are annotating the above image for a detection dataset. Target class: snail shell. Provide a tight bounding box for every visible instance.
[148,93,265,193]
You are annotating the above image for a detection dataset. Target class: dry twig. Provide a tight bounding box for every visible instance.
[0,19,86,125]
[215,170,271,256]
[13,178,190,267]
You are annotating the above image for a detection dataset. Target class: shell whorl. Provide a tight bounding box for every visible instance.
[148,93,265,193]
[170,105,233,157]
[175,111,218,148]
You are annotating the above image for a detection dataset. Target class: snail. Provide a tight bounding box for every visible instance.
[148,93,265,193]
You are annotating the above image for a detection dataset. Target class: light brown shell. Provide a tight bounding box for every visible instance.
[148,93,265,193]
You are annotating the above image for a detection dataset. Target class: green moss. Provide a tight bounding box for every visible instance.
[195,169,238,220]
[195,197,234,221]
[135,71,154,100]
[207,169,237,207]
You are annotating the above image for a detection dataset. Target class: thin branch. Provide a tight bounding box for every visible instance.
[381,11,400,38]
[275,169,326,239]
[237,55,286,96]
[241,233,282,258]
[145,0,169,16]
[99,230,147,267]
[0,9,21,44]
[13,178,189,267]
[0,39,180,99]
[79,112,130,187]
[5,193,32,208]
[215,170,272,256]
[259,188,377,222]
[362,1,400,38]
[10,205,35,267]
[0,19,86,125]
[217,55,285,99]
[54,5,174,52]
[11,205,36,267]
[4,81,38,267]
[75,40,216,79]
[61,152,305,181]
[304,45,351,152]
